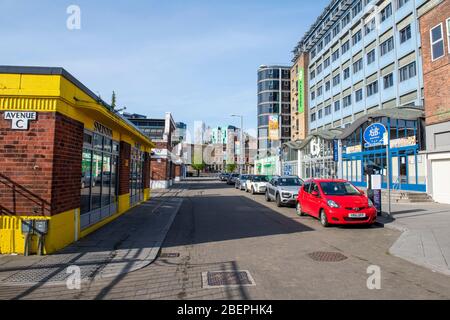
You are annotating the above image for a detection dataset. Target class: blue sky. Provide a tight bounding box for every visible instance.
[0,0,329,133]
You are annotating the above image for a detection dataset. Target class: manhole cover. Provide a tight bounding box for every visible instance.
[202,271,256,288]
[160,253,180,258]
[308,251,348,262]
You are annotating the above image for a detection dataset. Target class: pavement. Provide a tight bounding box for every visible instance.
[0,179,449,300]
[0,187,184,287]
[377,202,450,276]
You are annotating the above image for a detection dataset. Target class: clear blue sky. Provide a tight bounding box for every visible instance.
[0,0,329,133]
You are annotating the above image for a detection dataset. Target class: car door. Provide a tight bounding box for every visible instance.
[269,178,278,198]
[308,182,322,218]
[300,182,311,214]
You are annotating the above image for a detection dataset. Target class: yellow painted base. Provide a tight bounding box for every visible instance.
[0,192,151,255]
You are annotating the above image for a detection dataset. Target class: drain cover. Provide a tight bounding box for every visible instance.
[160,253,180,258]
[308,251,348,262]
[202,271,256,288]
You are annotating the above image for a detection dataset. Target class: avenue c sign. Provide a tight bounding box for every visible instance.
[3,111,37,130]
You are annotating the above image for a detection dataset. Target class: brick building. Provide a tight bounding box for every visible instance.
[418,0,450,203]
[0,66,154,255]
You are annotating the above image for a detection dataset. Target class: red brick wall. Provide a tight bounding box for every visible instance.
[419,1,450,126]
[175,165,181,177]
[51,114,83,214]
[0,112,83,217]
[118,141,131,195]
[151,158,168,181]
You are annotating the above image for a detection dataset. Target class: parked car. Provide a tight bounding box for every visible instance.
[296,179,377,227]
[246,175,269,194]
[227,173,240,185]
[219,172,230,181]
[265,176,303,207]
[235,174,252,190]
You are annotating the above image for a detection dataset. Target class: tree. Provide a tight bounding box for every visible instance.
[226,164,237,173]
[111,91,117,109]
[191,163,206,177]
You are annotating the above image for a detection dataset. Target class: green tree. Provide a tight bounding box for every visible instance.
[111,91,117,109]
[226,164,237,173]
[191,163,205,177]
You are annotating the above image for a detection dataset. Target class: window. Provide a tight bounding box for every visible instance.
[318,109,323,119]
[333,74,341,86]
[317,41,323,52]
[355,89,363,102]
[343,95,351,108]
[367,81,379,96]
[380,3,392,23]
[352,1,362,17]
[367,49,376,64]
[383,73,394,88]
[430,24,445,61]
[310,70,316,79]
[325,33,331,45]
[343,67,350,80]
[342,40,350,54]
[399,61,416,81]
[311,113,316,122]
[365,18,376,35]
[400,25,412,44]
[352,30,362,45]
[317,86,323,96]
[334,100,341,111]
[333,24,341,37]
[398,0,410,8]
[332,50,340,61]
[325,105,332,116]
[311,91,316,100]
[353,58,363,73]
[311,48,316,59]
[325,81,331,91]
[324,57,331,68]
[380,37,394,55]
[317,63,323,74]
[342,13,351,27]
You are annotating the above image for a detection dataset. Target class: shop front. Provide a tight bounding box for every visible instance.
[0,66,155,255]
[340,108,426,192]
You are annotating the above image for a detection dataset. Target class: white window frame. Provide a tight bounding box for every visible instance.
[430,23,444,61]
[447,18,450,54]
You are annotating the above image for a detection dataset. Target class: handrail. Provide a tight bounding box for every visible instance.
[0,173,50,216]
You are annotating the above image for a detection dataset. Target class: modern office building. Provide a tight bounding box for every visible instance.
[173,122,187,144]
[417,0,450,203]
[257,65,291,157]
[292,0,425,132]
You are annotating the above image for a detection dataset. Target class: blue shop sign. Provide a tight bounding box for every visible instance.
[363,123,387,148]
[333,140,339,162]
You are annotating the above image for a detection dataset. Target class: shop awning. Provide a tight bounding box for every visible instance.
[338,107,424,139]
[283,128,344,151]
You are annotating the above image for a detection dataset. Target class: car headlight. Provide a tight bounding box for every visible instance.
[282,192,291,198]
[327,200,340,208]
[368,199,374,207]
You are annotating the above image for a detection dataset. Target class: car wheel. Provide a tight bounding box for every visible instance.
[265,191,271,202]
[276,194,283,207]
[251,187,256,195]
[296,202,305,216]
[320,210,330,228]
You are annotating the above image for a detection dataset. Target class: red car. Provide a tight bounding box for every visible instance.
[295,179,377,227]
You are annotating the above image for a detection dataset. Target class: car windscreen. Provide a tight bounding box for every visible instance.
[278,178,303,186]
[252,176,268,182]
[319,182,361,196]
[232,174,239,177]
[240,175,249,180]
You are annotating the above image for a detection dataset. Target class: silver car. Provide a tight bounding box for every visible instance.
[265,176,304,207]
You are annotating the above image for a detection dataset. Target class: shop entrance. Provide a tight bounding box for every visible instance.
[130,148,144,206]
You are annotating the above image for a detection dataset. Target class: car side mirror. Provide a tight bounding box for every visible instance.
[312,191,320,197]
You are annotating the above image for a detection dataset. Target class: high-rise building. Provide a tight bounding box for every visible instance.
[292,0,425,133]
[257,65,291,158]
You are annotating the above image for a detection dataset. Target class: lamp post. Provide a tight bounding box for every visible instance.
[231,115,244,174]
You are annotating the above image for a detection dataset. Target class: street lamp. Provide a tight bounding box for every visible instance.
[231,114,244,174]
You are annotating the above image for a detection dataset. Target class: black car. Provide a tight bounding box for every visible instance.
[227,173,240,185]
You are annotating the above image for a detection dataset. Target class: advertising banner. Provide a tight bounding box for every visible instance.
[268,115,279,141]
[298,69,304,113]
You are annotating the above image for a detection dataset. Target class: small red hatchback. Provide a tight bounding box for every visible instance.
[296,179,377,227]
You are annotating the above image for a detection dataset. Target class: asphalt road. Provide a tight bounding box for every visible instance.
[1,178,450,300]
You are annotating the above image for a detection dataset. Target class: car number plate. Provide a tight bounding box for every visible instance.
[349,213,366,218]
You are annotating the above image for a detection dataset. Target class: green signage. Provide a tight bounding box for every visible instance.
[298,68,304,113]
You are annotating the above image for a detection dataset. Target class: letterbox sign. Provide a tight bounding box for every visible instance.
[3,111,37,130]
[93,121,113,137]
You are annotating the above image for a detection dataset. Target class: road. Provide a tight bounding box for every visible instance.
[1,178,450,300]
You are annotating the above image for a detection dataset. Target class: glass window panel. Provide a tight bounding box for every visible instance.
[102,154,112,207]
[111,156,118,203]
[94,134,103,150]
[417,154,426,184]
[81,149,92,214]
[92,151,103,210]
[408,155,416,185]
